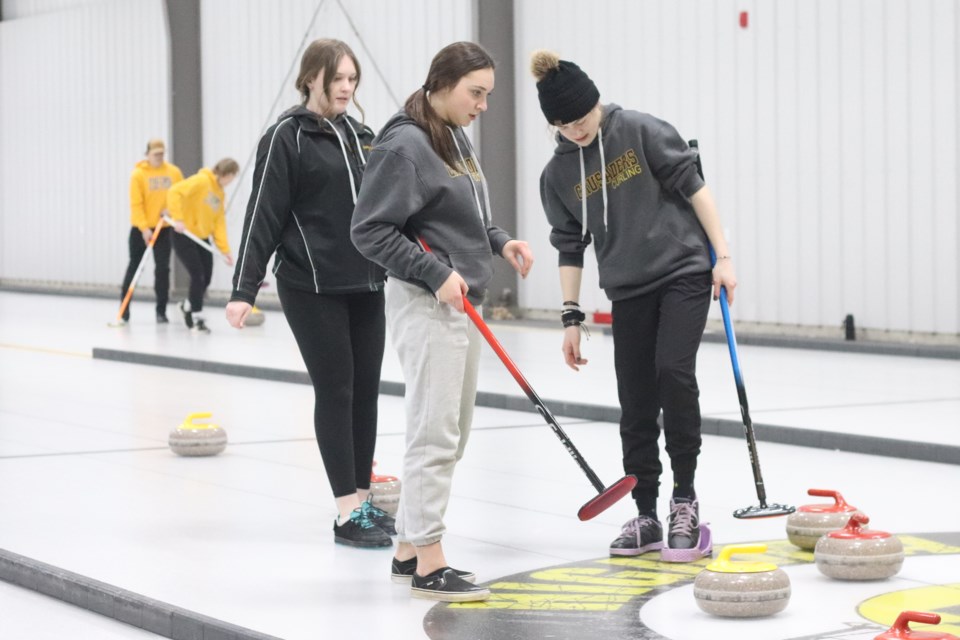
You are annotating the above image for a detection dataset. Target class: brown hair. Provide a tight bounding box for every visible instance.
[295,38,365,121]
[212,158,239,177]
[404,42,495,168]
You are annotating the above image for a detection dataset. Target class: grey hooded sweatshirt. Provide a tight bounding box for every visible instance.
[540,104,711,301]
[351,110,512,306]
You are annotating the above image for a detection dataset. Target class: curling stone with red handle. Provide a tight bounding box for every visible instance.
[693,544,791,617]
[874,611,958,639]
[368,460,401,515]
[786,488,862,550]
[815,513,904,580]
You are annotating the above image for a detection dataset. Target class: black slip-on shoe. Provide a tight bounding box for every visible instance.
[410,567,489,602]
[390,556,475,584]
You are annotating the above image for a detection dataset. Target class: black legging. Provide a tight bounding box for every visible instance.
[612,271,712,516]
[120,225,172,318]
[277,281,386,498]
[173,233,214,311]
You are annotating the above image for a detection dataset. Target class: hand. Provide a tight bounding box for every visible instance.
[173,220,185,233]
[224,253,234,267]
[436,271,468,313]
[712,258,737,304]
[141,228,152,243]
[502,240,534,278]
[562,325,588,371]
[225,300,252,328]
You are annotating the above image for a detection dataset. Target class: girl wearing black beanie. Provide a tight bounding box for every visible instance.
[531,49,736,563]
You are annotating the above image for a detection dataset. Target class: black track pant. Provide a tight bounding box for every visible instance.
[611,271,712,516]
[173,234,213,312]
[120,225,172,319]
[277,281,386,498]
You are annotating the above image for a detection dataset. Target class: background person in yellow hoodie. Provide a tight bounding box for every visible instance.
[119,139,183,323]
[168,158,239,333]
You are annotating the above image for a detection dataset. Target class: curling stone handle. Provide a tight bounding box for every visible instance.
[717,543,768,563]
[842,512,870,532]
[807,488,852,510]
[891,611,942,631]
[186,412,213,424]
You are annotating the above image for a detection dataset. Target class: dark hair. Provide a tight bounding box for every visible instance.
[295,38,365,121]
[404,42,495,168]
[212,158,239,177]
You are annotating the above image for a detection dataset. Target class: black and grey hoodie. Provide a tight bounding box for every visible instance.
[539,103,711,301]
[230,106,385,305]
[351,110,512,306]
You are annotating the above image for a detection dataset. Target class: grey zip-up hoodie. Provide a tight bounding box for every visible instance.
[540,104,711,301]
[351,110,512,306]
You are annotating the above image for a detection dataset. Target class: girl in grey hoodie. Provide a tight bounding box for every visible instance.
[352,42,533,603]
[531,50,737,563]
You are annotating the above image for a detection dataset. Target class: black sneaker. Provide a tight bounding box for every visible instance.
[391,556,476,584]
[192,318,211,334]
[179,300,193,328]
[333,509,392,548]
[156,312,169,324]
[609,515,664,556]
[410,567,489,602]
[360,500,396,535]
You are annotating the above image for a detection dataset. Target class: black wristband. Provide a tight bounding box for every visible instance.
[561,308,586,328]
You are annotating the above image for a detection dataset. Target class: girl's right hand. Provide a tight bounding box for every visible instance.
[562,325,588,371]
[437,271,469,313]
[225,301,252,329]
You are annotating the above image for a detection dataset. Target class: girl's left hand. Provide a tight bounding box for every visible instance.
[712,258,737,304]
[502,240,534,278]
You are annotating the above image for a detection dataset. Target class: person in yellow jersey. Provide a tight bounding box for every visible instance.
[120,139,183,324]
[168,158,239,333]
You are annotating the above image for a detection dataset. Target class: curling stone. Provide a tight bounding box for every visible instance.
[169,412,227,457]
[874,611,958,640]
[815,513,904,580]
[693,544,791,618]
[244,306,266,326]
[786,488,862,550]
[368,460,401,515]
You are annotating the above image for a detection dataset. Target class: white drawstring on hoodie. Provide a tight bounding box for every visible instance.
[577,125,608,240]
[447,126,492,226]
[323,116,365,204]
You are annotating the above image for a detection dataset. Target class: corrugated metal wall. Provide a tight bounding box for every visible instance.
[0,0,169,287]
[199,0,475,294]
[1,0,957,334]
[515,0,958,334]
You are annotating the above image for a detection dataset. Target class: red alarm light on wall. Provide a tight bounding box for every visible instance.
[740,11,749,28]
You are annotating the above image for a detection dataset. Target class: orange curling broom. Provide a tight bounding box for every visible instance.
[109,217,168,327]
[420,238,635,520]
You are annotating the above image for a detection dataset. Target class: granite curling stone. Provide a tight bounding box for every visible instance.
[693,544,791,618]
[169,412,227,457]
[815,513,904,580]
[786,488,862,550]
[244,306,266,326]
[873,611,958,640]
[368,461,401,515]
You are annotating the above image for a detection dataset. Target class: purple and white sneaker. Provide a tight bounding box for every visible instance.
[609,515,664,556]
[660,498,713,563]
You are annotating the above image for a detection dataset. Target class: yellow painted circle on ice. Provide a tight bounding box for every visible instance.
[859,584,960,636]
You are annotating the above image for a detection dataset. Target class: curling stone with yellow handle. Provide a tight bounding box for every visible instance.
[244,306,266,327]
[874,611,958,640]
[368,460,401,515]
[169,412,227,457]
[786,488,862,550]
[815,512,904,580]
[693,544,791,617]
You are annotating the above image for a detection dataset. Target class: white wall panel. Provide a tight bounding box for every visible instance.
[1,0,102,20]
[515,0,959,334]
[0,0,169,287]
[200,0,475,294]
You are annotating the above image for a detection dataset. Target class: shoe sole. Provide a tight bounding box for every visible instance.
[391,572,476,585]
[410,586,490,602]
[660,523,713,563]
[334,536,392,549]
[609,541,663,557]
